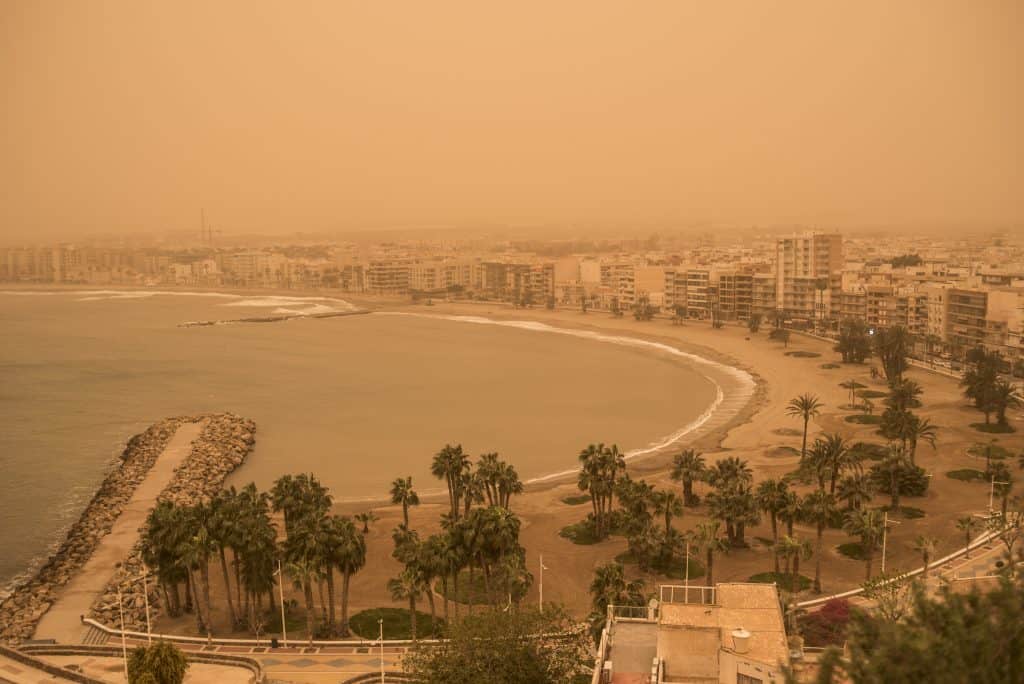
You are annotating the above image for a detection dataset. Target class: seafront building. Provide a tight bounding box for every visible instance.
[2,230,1022,363]
[594,582,795,684]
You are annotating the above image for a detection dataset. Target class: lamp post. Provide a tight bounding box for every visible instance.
[990,476,1010,515]
[683,542,690,602]
[274,560,288,648]
[379,618,385,684]
[880,511,901,575]
[539,554,549,612]
[139,568,152,644]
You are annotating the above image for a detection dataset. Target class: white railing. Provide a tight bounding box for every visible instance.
[659,585,715,606]
[796,526,1002,609]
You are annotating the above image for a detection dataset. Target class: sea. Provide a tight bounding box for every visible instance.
[0,289,719,596]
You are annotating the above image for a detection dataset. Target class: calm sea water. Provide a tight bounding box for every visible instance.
[0,290,716,593]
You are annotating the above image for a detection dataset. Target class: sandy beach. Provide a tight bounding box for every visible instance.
[142,294,1023,637]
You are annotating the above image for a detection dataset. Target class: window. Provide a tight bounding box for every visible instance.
[737,674,763,684]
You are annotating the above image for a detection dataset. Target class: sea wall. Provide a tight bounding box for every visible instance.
[0,413,256,645]
[89,413,256,629]
[0,418,191,644]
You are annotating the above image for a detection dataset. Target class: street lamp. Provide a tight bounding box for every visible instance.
[117,588,129,681]
[274,560,288,648]
[379,618,385,684]
[880,511,902,574]
[538,554,549,612]
[990,476,1010,515]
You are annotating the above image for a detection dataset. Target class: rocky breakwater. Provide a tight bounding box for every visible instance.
[0,418,193,645]
[89,413,256,631]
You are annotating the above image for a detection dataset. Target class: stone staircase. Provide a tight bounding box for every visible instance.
[80,625,108,646]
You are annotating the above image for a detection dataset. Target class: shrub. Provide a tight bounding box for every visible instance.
[799,598,852,647]
[946,469,988,482]
[870,463,930,497]
[846,414,883,425]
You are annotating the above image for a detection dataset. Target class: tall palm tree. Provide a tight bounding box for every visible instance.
[886,379,923,413]
[577,443,625,539]
[775,535,813,594]
[387,568,423,640]
[992,380,1021,427]
[432,444,471,521]
[913,535,939,581]
[755,479,790,574]
[694,520,729,588]
[180,503,217,636]
[389,476,420,527]
[879,447,912,509]
[285,555,321,644]
[837,473,874,511]
[670,449,706,506]
[786,393,823,460]
[844,508,884,581]
[802,491,837,593]
[957,516,978,558]
[329,516,366,637]
[652,490,684,536]
[779,490,802,537]
[209,489,241,628]
[903,414,938,465]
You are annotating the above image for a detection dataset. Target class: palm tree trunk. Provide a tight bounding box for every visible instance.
[187,568,205,634]
[340,569,352,637]
[771,516,780,574]
[441,577,450,622]
[801,417,809,459]
[219,547,238,628]
[452,571,461,618]
[865,550,873,582]
[482,563,495,606]
[468,564,476,616]
[200,561,213,636]
[409,595,418,641]
[814,525,824,593]
[233,549,243,615]
[304,581,315,645]
[326,568,336,634]
[184,572,193,612]
[317,579,328,625]
[425,587,437,634]
[706,549,714,588]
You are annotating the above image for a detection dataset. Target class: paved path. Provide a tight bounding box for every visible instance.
[33,423,204,644]
[0,651,68,684]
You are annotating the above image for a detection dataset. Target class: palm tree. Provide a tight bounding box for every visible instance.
[324,515,365,637]
[209,489,241,628]
[956,516,978,558]
[141,501,191,619]
[694,520,729,588]
[886,379,923,413]
[844,508,884,581]
[779,490,803,537]
[476,453,523,509]
[388,568,423,640]
[802,491,837,593]
[879,447,912,510]
[837,473,874,511]
[390,476,420,527]
[432,444,471,521]
[775,534,812,593]
[755,479,790,573]
[652,490,684,536]
[913,535,939,581]
[786,393,823,460]
[589,561,645,614]
[354,511,378,535]
[993,380,1022,427]
[180,503,217,636]
[705,456,753,490]
[903,415,938,465]
[577,443,625,539]
[670,449,706,506]
[284,540,323,643]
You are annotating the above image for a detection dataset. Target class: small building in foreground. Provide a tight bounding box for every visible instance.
[594,583,792,684]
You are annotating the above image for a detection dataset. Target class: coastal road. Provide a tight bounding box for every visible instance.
[33,422,204,644]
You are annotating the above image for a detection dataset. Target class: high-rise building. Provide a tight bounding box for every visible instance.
[775,232,843,322]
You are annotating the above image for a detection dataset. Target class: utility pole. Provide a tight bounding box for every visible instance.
[117,588,129,681]
[990,476,1010,514]
[275,560,288,647]
[379,618,385,684]
[140,569,152,644]
[881,511,901,574]
[539,554,548,612]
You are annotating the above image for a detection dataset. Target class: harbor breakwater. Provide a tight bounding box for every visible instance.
[0,413,256,644]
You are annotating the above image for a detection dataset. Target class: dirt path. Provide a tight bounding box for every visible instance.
[33,422,204,644]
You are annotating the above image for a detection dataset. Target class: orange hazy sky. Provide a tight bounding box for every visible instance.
[1,1,1021,238]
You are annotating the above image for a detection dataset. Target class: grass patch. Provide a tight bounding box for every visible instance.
[947,469,988,482]
[559,518,624,545]
[349,607,444,640]
[785,351,821,358]
[766,446,801,458]
[749,572,812,592]
[971,422,1016,434]
[772,428,803,437]
[264,610,306,634]
[838,542,867,561]
[881,505,925,519]
[560,494,591,506]
[856,389,889,399]
[820,363,841,369]
[845,414,883,425]
[615,550,705,580]
[840,380,868,390]
[849,442,889,461]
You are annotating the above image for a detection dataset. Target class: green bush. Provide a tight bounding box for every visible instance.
[838,542,867,561]
[849,442,889,461]
[856,389,889,399]
[785,351,821,358]
[846,414,883,425]
[821,363,841,369]
[946,469,988,482]
[349,607,443,640]
[615,550,705,580]
[971,423,1016,434]
[869,463,930,497]
[560,494,591,506]
[749,571,812,592]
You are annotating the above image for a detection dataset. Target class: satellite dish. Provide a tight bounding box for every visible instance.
[648,598,660,610]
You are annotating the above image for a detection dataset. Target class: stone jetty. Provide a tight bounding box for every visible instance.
[0,413,256,644]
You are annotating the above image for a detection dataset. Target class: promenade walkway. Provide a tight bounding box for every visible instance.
[33,423,204,644]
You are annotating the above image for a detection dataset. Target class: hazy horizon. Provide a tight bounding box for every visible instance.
[3,1,1021,240]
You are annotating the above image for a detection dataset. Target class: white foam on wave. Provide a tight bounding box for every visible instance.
[0,288,358,311]
[270,303,339,315]
[376,311,756,486]
[225,296,354,310]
